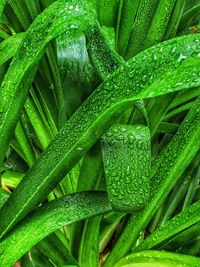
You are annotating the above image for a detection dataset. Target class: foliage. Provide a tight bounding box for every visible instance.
[0,0,200,266]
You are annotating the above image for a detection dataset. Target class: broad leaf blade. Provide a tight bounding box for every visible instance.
[0,34,199,239]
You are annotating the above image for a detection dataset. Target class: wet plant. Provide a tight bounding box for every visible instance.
[0,0,200,266]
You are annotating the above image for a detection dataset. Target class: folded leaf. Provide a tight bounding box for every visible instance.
[0,33,199,239]
[0,0,96,167]
[101,124,150,212]
[103,95,200,267]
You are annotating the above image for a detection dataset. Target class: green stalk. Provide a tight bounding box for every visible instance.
[148,94,175,137]
[46,44,67,128]
[157,122,179,134]
[1,170,24,189]
[78,216,102,267]
[25,0,41,21]
[70,142,103,259]
[99,220,121,253]
[181,236,200,256]
[4,4,24,32]
[183,164,200,209]
[96,0,119,27]
[159,173,191,226]
[0,28,9,39]
[8,0,31,30]
[37,233,78,266]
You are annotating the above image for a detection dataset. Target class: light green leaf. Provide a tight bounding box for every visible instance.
[114,250,200,267]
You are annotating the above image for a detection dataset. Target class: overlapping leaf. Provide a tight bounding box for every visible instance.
[135,198,200,251]
[0,0,96,166]
[0,191,111,267]
[103,95,200,267]
[0,32,199,239]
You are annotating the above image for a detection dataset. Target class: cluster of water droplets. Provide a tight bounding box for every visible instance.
[102,124,151,212]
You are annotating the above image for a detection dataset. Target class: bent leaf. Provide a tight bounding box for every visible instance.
[103,96,200,267]
[114,250,200,267]
[0,34,199,239]
[0,0,96,167]
[101,124,151,212]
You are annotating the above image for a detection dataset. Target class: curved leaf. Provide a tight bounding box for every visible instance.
[0,34,199,238]
[103,96,200,267]
[0,0,97,167]
[0,191,112,267]
[101,124,151,212]
[114,250,200,267]
[135,199,200,251]
[0,32,25,66]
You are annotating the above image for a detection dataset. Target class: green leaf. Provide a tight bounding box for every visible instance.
[57,32,97,118]
[164,0,186,39]
[0,32,25,66]
[0,33,199,239]
[21,247,54,267]
[135,199,200,251]
[0,0,7,18]
[37,233,78,266]
[144,0,176,48]
[0,0,97,167]
[96,0,119,27]
[101,124,150,212]
[178,4,200,31]
[116,0,140,56]
[1,170,24,189]
[0,188,9,209]
[0,191,112,267]
[125,0,159,59]
[78,216,101,267]
[103,96,200,267]
[114,250,200,267]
